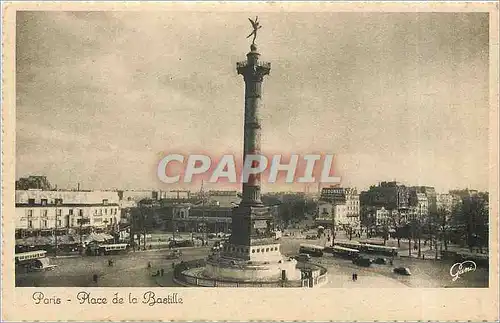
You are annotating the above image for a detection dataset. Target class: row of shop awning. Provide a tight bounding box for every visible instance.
[15,233,114,246]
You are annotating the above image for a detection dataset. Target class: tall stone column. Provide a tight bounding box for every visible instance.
[237,43,270,207]
[228,43,274,251]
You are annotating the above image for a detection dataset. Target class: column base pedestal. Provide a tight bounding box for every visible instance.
[203,254,302,282]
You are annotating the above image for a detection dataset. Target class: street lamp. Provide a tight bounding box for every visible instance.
[54,207,59,257]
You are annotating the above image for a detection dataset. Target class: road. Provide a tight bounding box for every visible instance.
[16,238,488,288]
[16,247,210,287]
[280,236,488,288]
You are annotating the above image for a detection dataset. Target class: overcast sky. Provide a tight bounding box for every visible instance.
[16,11,489,193]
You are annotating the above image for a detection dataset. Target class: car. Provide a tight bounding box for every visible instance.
[373,257,387,265]
[168,240,194,248]
[213,240,225,247]
[165,250,182,259]
[306,235,317,240]
[352,256,371,267]
[294,253,312,262]
[393,267,411,275]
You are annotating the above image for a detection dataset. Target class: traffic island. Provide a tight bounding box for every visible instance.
[171,259,328,288]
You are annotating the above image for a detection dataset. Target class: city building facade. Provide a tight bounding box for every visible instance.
[316,187,360,232]
[375,207,390,227]
[15,190,121,236]
[413,186,437,214]
[360,181,410,210]
[437,193,453,213]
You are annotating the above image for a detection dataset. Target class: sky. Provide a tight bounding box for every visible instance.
[16,11,490,193]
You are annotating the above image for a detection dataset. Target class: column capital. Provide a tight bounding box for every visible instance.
[236,60,271,81]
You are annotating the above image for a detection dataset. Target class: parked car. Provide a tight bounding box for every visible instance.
[352,256,371,267]
[373,257,387,265]
[294,253,312,262]
[393,267,412,275]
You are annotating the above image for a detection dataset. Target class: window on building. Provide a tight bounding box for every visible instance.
[28,198,35,205]
[103,199,109,205]
[27,209,33,217]
[69,209,73,215]
[42,220,47,228]
[56,209,62,216]
[105,209,108,215]
[71,219,74,227]
[79,209,83,217]
[55,198,63,205]
[28,220,33,228]
[41,199,48,206]
[42,210,48,217]
[57,219,62,227]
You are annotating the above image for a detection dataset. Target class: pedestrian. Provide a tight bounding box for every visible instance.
[352,273,355,282]
[147,261,152,269]
[160,268,164,276]
[422,255,425,260]
[355,273,358,281]
[93,274,98,284]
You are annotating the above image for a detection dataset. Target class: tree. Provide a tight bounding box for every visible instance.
[462,194,489,252]
[381,225,389,245]
[341,223,354,240]
[435,207,450,252]
[360,206,376,239]
[130,206,156,250]
[275,195,314,227]
[388,210,404,248]
[449,193,489,252]
[424,209,442,259]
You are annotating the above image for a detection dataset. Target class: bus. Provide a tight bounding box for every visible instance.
[299,244,324,257]
[335,241,362,251]
[359,244,398,256]
[359,239,386,246]
[15,250,57,272]
[331,245,360,260]
[98,243,130,255]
